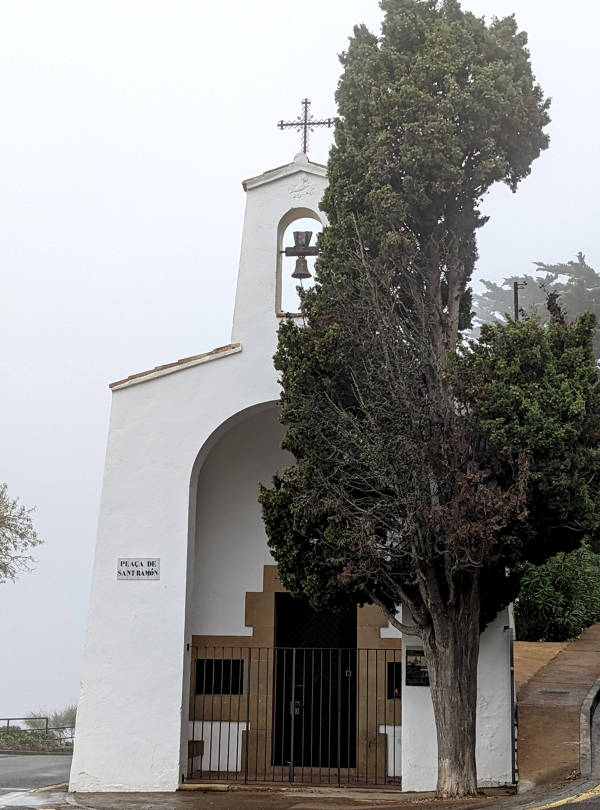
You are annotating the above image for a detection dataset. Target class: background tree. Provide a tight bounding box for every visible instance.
[0,483,41,584]
[515,546,600,642]
[26,704,77,741]
[260,0,554,797]
[474,253,600,357]
[475,253,600,640]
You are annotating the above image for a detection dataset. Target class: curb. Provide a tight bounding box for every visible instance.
[0,782,68,809]
[579,678,600,776]
[524,783,600,810]
[0,750,72,756]
[31,783,69,793]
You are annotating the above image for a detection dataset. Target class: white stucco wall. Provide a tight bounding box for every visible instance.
[70,155,328,792]
[401,609,513,792]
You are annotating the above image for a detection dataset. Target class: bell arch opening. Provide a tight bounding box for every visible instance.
[276,207,324,315]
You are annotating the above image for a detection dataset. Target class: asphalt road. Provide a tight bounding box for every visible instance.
[0,754,71,803]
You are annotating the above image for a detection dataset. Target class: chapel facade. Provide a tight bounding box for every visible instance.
[70,153,515,793]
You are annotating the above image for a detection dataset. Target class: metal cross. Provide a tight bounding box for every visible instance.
[278,98,334,155]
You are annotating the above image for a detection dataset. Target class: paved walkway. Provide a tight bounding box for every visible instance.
[518,624,600,787]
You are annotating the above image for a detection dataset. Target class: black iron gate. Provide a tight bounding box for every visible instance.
[187,646,402,786]
[272,647,356,773]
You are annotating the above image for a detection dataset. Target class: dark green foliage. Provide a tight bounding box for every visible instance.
[515,546,600,642]
[454,312,600,568]
[262,0,553,623]
[318,0,550,333]
[476,254,600,637]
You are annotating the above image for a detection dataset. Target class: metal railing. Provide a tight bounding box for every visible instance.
[0,717,74,749]
[187,646,402,786]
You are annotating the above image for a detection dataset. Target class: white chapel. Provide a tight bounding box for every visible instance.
[70,149,515,793]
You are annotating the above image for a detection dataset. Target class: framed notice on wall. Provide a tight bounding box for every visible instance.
[405,647,429,686]
[117,558,160,580]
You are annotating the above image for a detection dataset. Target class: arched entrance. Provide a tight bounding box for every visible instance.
[183,402,402,786]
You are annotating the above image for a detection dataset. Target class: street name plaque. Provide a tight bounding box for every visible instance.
[117,558,160,580]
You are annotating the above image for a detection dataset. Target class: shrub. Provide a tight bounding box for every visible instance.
[515,546,600,641]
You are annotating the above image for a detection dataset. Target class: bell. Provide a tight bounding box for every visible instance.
[291,256,311,280]
[293,231,313,249]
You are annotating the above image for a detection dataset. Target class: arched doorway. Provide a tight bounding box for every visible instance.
[184,402,402,785]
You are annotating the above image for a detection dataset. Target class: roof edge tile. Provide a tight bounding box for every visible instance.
[109,343,242,391]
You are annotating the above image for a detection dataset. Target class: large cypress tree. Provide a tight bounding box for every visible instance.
[256,1,596,797]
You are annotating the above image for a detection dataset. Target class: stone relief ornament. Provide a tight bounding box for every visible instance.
[289,176,317,199]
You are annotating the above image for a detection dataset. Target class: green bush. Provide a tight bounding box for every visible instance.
[0,725,73,752]
[515,546,600,641]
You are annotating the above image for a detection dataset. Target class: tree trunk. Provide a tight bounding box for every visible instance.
[421,580,481,798]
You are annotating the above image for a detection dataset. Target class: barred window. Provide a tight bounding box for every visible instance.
[195,659,244,695]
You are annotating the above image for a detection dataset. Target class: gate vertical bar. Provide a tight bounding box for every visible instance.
[310,648,315,783]
[217,647,224,778]
[264,648,269,781]
[383,649,387,784]
[226,650,233,778]
[328,649,332,783]
[209,647,215,776]
[357,649,361,786]
[190,650,197,779]
[235,647,242,781]
[280,650,287,781]
[389,649,393,784]
[200,651,207,778]
[394,648,398,782]
[347,649,351,785]
[508,626,517,785]
[271,648,280,781]
[366,649,370,784]
[375,649,379,783]
[319,649,324,783]
[244,648,252,784]
[301,648,306,782]
[289,648,296,783]
[255,647,261,782]
[337,648,342,788]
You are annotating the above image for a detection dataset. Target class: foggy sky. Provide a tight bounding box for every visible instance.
[0,0,597,717]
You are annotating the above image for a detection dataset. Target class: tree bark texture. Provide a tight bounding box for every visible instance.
[421,578,481,797]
